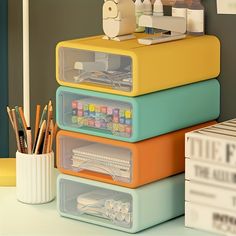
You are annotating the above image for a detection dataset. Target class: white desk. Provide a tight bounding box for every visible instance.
[0,187,215,236]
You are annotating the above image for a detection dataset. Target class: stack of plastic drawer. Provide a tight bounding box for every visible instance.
[55,34,220,233]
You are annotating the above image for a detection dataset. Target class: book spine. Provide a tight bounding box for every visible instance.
[185,180,236,212]
[185,201,236,236]
[185,159,236,190]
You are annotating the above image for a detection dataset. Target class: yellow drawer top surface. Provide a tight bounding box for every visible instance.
[57,34,216,55]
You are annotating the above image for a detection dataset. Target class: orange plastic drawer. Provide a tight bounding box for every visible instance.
[56,121,216,188]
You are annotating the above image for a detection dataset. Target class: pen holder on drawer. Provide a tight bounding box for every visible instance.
[16,151,55,204]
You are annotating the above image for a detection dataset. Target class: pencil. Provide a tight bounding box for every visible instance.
[46,132,51,154]
[33,105,47,152]
[12,109,22,152]
[7,106,15,130]
[49,120,54,153]
[26,127,32,154]
[19,107,28,133]
[39,105,47,127]
[34,105,41,143]
[54,123,58,139]
[34,120,46,154]
[42,104,53,154]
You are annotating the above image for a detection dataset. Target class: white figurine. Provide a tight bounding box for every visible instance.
[103,0,136,41]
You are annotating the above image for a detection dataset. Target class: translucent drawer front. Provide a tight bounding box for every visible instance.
[59,178,133,229]
[58,90,133,138]
[58,47,132,92]
[58,134,133,183]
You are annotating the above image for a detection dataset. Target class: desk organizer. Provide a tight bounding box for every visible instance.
[57,173,184,233]
[56,121,216,188]
[16,151,55,204]
[56,79,220,142]
[56,34,220,96]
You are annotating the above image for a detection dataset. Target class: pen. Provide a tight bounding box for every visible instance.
[19,130,27,153]
[15,106,24,132]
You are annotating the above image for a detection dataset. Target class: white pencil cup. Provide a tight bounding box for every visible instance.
[16,151,56,204]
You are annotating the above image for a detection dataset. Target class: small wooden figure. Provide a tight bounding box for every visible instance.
[103,0,136,41]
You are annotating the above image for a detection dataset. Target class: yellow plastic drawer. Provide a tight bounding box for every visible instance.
[56,34,220,97]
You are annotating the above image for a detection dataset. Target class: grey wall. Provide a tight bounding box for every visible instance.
[202,0,236,121]
[8,0,236,156]
[8,0,103,156]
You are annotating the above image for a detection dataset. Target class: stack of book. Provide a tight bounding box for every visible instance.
[55,34,220,233]
[185,119,236,236]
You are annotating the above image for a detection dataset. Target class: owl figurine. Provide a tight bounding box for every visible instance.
[103,0,136,41]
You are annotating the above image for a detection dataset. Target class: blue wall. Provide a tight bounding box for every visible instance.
[0,0,9,157]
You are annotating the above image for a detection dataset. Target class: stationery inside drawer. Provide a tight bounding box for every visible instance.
[58,47,133,92]
[59,135,133,183]
[59,179,133,228]
[59,91,133,138]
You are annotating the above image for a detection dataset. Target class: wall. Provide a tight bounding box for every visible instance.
[8,0,236,156]
[8,0,103,156]
[0,0,9,157]
[203,0,236,121]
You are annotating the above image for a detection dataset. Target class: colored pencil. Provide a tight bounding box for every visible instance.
[34,105,41,143]
[7,106,14,130]
[42,104,53,154]
[19,106,28,133]
[35,120,46,154]
[11,109,22,152]
[7,100,55,154]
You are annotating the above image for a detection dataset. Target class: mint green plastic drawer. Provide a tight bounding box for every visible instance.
[57,174,184,233]
[56,79,220,142]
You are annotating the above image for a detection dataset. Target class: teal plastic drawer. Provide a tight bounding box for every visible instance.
[56,79,220,142]
[57,174,184,233]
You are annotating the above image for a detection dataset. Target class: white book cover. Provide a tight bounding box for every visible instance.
[185,159,236,190]
[185,201,236,236]
[186,119,236,168]
[185,180,236,213]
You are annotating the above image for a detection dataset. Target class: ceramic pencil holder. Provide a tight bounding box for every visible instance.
[16,151,55,204]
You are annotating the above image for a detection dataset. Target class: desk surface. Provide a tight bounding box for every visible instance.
[0,187,215,236]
